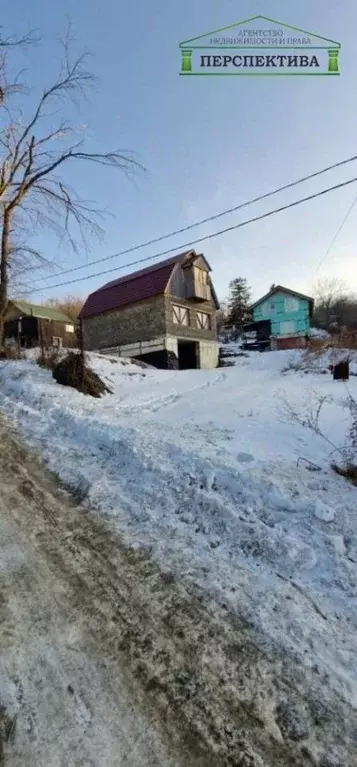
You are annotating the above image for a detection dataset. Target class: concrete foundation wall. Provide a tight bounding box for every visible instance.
[97,337,167,358]
[165,336,178,354]
[198,341,219,368]
[96,335,219,369]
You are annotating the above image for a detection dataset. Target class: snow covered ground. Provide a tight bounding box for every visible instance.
[0,348,357,733]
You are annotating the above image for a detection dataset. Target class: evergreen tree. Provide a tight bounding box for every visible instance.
[227,277,252,330]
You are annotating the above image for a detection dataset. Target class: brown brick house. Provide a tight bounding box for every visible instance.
[79,250,220,369]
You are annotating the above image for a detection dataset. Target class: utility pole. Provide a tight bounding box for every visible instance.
[39,320,45,364]
[17,316,22,357]
[79,318,85,383]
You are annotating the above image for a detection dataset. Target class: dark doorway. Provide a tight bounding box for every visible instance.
[4,316,39,348]
[177,340,198,369]
[134,349,179,370]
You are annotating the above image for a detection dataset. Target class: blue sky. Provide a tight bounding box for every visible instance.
[3,0,357,303]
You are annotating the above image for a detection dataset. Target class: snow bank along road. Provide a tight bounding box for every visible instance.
[1,351,357,765]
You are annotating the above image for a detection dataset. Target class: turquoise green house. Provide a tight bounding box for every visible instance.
[250,285,314,350]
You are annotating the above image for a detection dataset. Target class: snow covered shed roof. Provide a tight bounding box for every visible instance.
[79,251,218,319]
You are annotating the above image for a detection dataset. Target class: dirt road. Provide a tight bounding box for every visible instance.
[0,411,356,766]
[0,413,209,767]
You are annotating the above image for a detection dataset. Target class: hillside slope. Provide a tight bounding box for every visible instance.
[0,350,356,765]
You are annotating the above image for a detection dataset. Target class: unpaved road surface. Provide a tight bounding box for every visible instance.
[0,414,208,767]
[0,411,356,766]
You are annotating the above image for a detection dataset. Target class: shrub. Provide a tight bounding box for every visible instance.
[52,351,112,398]
[279,387,357,487]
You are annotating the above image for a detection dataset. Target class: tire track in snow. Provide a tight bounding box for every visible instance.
[110,371,228,416]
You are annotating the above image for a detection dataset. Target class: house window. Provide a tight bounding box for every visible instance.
[284,297,299,313]
[280,320,295,336]
[196,311,211,330]
[65,324,74,333]
[52,336,63,348]
[268,301,276,314]
[172,305,189,326]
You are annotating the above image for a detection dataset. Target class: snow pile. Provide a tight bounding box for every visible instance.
[0,351,357,717]
[220,340,245,356]
[23,346,150,371]
[309,327,331,339]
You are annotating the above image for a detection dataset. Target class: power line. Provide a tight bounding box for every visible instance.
[314,192,357,274]
[30,174,357,295]
[33,152,357,284]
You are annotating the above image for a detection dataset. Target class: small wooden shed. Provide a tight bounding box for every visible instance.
[4,301,76,348]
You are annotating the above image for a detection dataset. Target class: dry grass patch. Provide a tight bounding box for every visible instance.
[331,462,357,485]
[0,346,23,361]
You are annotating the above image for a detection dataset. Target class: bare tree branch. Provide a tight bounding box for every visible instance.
[0,29,38,104]
[0,29,142,345]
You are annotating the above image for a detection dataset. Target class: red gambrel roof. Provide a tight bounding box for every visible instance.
[79,250,208,319]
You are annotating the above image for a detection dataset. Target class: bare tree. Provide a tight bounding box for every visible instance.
[312,277,349,330]
[45,294,84,322]
[0,30,140,345]
[313,276,347,303]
